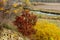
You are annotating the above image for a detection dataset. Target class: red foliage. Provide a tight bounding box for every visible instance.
[13,10,37,36]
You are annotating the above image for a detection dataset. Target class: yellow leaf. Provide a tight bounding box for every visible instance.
[13,10,18,14]
[13,3,18,7]
[5,10,9,13]
[0,7,4,10]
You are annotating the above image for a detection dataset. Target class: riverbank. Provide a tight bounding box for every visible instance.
[32,3,60,14]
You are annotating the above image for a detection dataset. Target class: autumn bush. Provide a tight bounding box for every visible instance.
[13,10,37,36]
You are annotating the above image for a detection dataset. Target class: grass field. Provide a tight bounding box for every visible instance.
[39,18,60,27]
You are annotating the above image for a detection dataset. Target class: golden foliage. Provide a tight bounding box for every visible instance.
[3,0,7,2]
[13,10,18,14]
[13,7,23,14]
[12,3,18,8]
[29,19,60,40]
[0,7,4,10]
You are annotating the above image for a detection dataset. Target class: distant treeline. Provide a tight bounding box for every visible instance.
[30,0,60,3]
